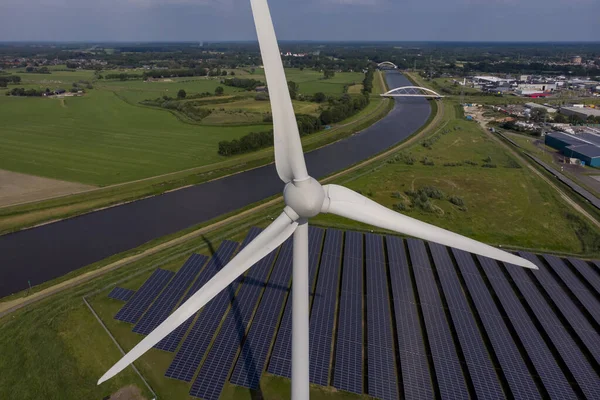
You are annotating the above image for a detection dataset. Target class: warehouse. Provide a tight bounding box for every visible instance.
[545,131,600,167]
[559,106,600,121]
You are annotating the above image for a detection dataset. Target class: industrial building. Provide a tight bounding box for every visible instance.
[560,106,600,121]
[525,102,557,113]
[545,131,600,167]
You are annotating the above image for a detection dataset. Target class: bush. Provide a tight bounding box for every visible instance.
[391,192,402,199]
[505,159,522,169]
[482,163,497,168]
[421,157,435,166]
[421,186,445,200]
[393,203,407,212]
[464,160,478,166]
[449,196,465,207]
[443,162,463,167]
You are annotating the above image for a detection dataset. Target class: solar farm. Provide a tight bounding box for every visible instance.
[104,227,600,400]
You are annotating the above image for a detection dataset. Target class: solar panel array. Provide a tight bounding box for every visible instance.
[229,239,294,389]
[267,227,324,379]
[189,228,278,400]
[114,268,174,324]
[155,241,238,353]
[332,231,364,395]
[109,228,600,400]
[107,287,135,302]
[133,254,207,335]
[308,229,343,386]
[165,240,240,382]
[365,234,398,400]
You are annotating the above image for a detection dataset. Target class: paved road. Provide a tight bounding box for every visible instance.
[0,71,431,297]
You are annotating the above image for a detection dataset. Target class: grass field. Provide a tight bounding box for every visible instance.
[313,101,600,255]
[0,90,266,185]
[0,68,368,186]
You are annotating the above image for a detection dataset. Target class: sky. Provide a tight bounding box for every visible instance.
[0,0,598,42]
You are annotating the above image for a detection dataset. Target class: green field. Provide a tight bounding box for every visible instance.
[314,101,600,255]
[0,68,367,185]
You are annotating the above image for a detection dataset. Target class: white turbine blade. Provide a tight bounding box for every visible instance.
[250,0,309,183]
[98,211,298,385]
[323,185,537,270]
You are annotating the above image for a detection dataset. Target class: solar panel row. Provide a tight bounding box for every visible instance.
[542,255,600,328]
[452,249,541,400]
[189,228,282,400]
[365,234,398,400]
[429,243,504,399]
[155,241,238,353]
[477,255,578,400]
[114,269,174,324]
[108,287,135,302]
[509,252,600,399]
[386,236,434,400]
[267,227,324,379]
[333,231,363,395]
[165,240,240,382]
[407,239,469,400]
[229,239,294,389]
[567,257,600,294]
[309,229,343,386]
[133,254,207,335]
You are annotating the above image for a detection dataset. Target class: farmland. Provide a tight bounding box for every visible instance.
[0,68,371,186]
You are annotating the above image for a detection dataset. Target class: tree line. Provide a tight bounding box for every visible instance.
[221,78,265,90]
[218,114,322,156]
[319,93,370,125]
[0,75,21,87]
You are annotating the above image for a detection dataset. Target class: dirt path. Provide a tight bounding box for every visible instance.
[0,170,94,207]
[0,98,446,318]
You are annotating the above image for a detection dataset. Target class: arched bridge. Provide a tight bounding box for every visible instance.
[377,61,398,70]
[381,86,444,99]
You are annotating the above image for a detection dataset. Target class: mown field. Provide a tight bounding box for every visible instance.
[314,101,600,255]
[0,68,368,186]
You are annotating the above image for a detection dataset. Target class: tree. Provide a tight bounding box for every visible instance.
[553,114,567,123]
[229,71,236,76]
[215,86,224,96]
[530,108,547,122]
[288,81,299,100]
[313,92,326,103]
[177,89,187,99]
[324,69,335,79]
[222,70,228,76]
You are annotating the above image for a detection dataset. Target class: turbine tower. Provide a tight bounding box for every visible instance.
[98,0,537,398]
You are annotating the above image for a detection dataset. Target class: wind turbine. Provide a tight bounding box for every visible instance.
[98,0,537,397]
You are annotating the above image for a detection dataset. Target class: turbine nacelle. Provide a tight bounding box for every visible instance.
[283,177,326,219]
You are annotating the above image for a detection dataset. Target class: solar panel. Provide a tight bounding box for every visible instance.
[406,239,469,400]
[567,257,600,294]
[267,227,324,379]
[477,255,578,400]
[385,236,434,400]
[155,241,238,352]
[108,287,135,302]
[452,249,540,399]
[507,252,600,399]
[429,243,504,399]
[133,254,206,335]
[165,240,240,382]
[229,239,293,389]
[332,231,363,395]
[365,233,398,400]
[309,229,343,386]
[542,254,600,328]
[189,229,279,400]
[114,269,174,324]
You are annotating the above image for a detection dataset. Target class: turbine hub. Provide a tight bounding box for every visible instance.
[283,177,326,219]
